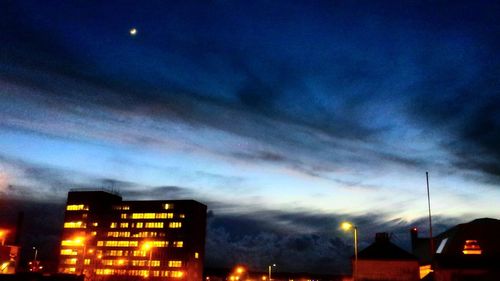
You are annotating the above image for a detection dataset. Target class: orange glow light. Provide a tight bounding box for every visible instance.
[141,242,152,251]
[463,240,482,255]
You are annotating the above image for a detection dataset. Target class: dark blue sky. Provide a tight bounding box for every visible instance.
[1,0,500,273]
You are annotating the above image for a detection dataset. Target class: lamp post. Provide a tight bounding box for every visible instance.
[341,222,358,280]
[268,264,276,281]
[32,247,38,272]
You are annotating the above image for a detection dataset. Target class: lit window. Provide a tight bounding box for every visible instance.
[169,222,182,228]
[195,252,199,259]
[136,222,143,228]
[64,258,77,265]
[84,259,91,265]
[173,241,183,248]
[66,204,88,211]
[145,222,163,228]
[110,222,117,228]
[169,260,182,267]
[92,222,98,227]
[64,221,86,228]
[152,241,167,247]
[163,203,173,210]
[121,213,127,219]
[463,240,482,255]
[171,271,184,278]
[60,249,77,256]
[120,222,129,228]
[179,214,185,218]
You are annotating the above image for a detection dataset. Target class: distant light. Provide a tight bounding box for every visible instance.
[129,28,137,36]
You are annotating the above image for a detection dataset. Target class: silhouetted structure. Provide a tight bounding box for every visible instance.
[431,218,500,281]
[58,190,206,281]
[354,233,419,281]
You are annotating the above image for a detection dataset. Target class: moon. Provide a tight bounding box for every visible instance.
[129,28,137,36]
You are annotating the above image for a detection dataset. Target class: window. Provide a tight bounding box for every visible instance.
[64,221,86,228]
[163,203,173,210]
[110,222,117,228]
[195,252,199,259]
[173,241,183,248]
[64,258,77,265]
[171,271,184,278]
[121,213,127,219]
[60,249,77,256]
[463,240,482,255]
[169,222,182,228]
[169,260,182,267]
[66,204,88,211]
[136,222,143,228]
[120,222,129,228]
[436,238,448,254]
[145,222,163,228]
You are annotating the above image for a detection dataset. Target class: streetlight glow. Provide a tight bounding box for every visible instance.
[340,222,358,279]
[341,222,353,231]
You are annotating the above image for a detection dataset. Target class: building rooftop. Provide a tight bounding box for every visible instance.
[358,233,417,261]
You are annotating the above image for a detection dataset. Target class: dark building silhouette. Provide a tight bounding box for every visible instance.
[58,190,207,281]
[411,218,500,281]
[354,233,419,281]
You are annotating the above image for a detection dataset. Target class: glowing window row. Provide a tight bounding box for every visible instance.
[105,250,147,257]
[64,221,86,228]
[62,267,76,273]
[64,258,77,265]
[169,222,182,228]
[61,240,84,246]
[127,213,174,219]
[60,249,78,256]
[97,241,139,247]
[168,261,182,267]
[107,231,130,238]
[96,269,183,278]
[66,204,89,211]
[114,205,130,210]
[110,222,166,228]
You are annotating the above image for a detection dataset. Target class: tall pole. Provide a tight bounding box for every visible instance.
[268,264,275,281]
[426,172,434,259]
[353,227,358,281]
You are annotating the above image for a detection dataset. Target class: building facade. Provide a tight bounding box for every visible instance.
[58,190,207,281]
[354,233,419,281]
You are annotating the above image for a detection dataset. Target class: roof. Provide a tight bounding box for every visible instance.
[433,218,500,269]
[358,233,417,261]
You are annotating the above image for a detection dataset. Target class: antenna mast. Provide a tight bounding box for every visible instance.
[426,171,434,258]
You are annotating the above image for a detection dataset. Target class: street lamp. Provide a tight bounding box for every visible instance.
[341,222,358,279]
[268,264,276,281]
[0,230,8,246]
[141,242,154,278]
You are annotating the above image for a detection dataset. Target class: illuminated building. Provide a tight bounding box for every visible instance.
[58,190,207,281]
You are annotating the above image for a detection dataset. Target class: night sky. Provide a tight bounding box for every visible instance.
[1,0,500,274]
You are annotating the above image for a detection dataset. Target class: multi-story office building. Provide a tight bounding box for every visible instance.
[58,190,207,281]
